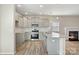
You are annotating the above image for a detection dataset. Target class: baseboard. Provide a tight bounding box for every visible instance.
[0,51,15,55]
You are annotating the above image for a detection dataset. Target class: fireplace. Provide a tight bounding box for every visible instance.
[69,31,78,41]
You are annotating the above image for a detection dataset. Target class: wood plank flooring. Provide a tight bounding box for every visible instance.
[65,41,79,55]
[16,40,48,55]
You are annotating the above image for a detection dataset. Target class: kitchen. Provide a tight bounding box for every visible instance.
[15,4,60,55]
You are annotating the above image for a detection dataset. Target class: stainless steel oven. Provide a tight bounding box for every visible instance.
[31,29,39,39]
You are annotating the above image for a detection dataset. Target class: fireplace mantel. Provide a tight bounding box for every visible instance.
[65,27,79,40]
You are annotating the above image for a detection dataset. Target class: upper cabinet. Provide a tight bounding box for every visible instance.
[30,16,49,27]
[15,12,50,28]
[18,16,24,27]
[15,12,24,28]
[52,22,59,32]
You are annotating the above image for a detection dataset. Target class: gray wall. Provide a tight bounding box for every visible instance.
[60,16,79,38]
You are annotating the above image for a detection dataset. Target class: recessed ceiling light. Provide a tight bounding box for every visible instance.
[17,4,22,7]
[40,5,43,7]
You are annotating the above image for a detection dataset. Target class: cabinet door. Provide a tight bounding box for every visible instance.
[18,16,24,27]
[47,38,60,55]
[23,17,27,28]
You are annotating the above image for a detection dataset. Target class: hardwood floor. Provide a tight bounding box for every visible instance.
[16,40,48,55]
[65,41,79,55]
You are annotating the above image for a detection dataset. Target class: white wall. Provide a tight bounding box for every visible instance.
[0,6,1,52]
[0,5,15,54]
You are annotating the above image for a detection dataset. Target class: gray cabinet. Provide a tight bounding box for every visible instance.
[47,37,60,55]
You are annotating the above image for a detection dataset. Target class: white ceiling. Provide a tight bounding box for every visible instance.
[16,4,79,16]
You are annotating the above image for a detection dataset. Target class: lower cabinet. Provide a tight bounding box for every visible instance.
[16,33,25,46]
[47,37,60,55]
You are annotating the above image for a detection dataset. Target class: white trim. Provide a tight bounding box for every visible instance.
[0,51,15,55]
[59,38,65,55]
[65,27,79,40]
